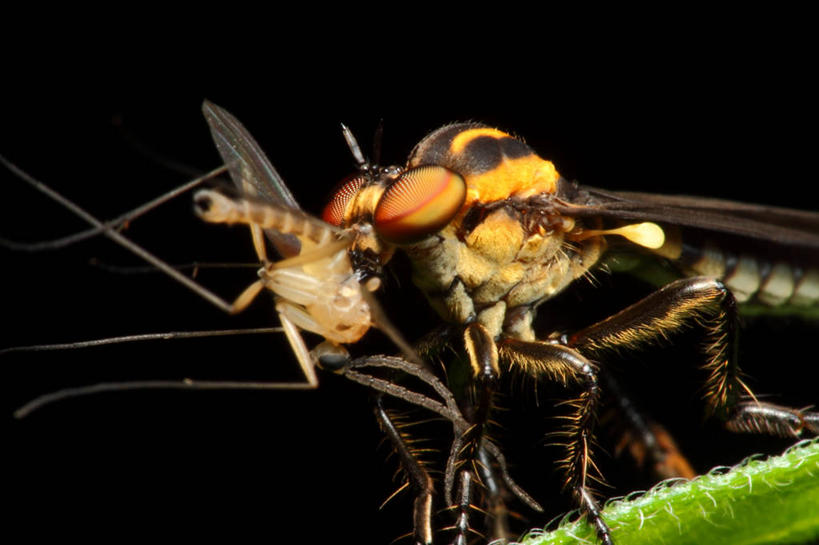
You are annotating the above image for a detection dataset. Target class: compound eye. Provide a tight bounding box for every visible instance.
[374,165,466,244]
[322,174,365,226]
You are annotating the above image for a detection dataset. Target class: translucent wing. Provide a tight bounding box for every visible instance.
[557,183,819,251]
[202,100,301,257]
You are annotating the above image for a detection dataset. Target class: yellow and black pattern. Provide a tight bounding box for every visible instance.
[323,121,819,544]
[401,124,604,340]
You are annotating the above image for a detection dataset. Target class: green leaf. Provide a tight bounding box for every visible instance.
[521,439,819,545]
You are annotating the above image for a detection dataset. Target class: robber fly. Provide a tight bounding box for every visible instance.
[312,122,819,544]
[6,105,819,545]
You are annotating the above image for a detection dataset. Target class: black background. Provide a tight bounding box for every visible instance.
[3,22,818,544]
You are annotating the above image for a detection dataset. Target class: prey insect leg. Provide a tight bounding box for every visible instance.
[3,157,338,395]
[0,155,235,314]
[566,276,819,438]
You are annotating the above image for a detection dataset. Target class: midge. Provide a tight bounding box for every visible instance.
[2,103,534,544]
[3,102,415,402]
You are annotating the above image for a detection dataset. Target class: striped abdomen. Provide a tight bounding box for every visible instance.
[679,239,819,309]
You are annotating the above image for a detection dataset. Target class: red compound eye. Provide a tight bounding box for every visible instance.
[374,165,466,244]
[322,174,365,226]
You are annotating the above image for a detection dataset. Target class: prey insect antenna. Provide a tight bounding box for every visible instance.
[13,377,316,419]
[0,155,234,313]
[88,259,259,276]
[0,156,226,251]
[1,327,281,356]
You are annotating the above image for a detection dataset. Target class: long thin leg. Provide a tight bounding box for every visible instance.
[374,395,434,545]
[567,277,819,436]
[498,338,611,545]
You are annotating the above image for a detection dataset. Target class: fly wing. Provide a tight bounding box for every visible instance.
[559,185,819,250]
[202,100,302,257]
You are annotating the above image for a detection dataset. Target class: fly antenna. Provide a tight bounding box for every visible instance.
[340,123,369,171]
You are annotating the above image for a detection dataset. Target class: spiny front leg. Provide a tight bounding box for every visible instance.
[567,277,819,438]
[374,395,435,545]
[447,470,482,545]
[498,339,611,545]
[445,323,509,544]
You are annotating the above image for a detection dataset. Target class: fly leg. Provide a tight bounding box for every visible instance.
[444,323,539,544]
[440,324,499,544]
[599,369,695,479]
[455,323,524,543]
[449,469,481,545]
[724,402,819,436]
[374,395,435,545]
[470,442,543,542]
[566,277,819,438]
[418,325,540,542]
[444,429,527,544]
[497,338,610,545]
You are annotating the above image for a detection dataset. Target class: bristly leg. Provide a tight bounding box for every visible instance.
[726,401,819,436]
[567,277,819,438]
[443,323,510,543]
[498,338,611,545]
[452,324,499,497]
[362,348,533,545]
[374,395,435,545]
[447,470,483,545]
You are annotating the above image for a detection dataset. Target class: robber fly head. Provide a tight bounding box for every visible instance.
[321,122,580,287]
[320,123,461,280]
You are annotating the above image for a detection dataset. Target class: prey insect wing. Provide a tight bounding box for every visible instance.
[201,100,302,258]
[4,107,487,545]
[197,102,421,370]
[3,102,419,396]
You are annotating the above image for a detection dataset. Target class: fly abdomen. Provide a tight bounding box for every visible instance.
[679,240,819,308]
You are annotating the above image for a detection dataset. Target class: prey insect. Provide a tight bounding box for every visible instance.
[3,103,534,544]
